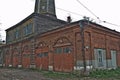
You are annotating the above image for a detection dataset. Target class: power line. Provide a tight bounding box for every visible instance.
[76,0,120,27]
[56,7,84,17]
[57,5,120,27]
[76,0,99,19]
[103,21,120,27]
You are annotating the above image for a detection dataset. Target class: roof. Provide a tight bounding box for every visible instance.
[6,13,66,31]
[5,12,120,36]
[81,20,120,35]
[45,19,120,36]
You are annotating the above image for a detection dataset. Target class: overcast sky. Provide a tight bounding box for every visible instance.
[0,0,120,40]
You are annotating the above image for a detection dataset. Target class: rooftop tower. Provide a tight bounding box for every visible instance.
[34,0,56,18]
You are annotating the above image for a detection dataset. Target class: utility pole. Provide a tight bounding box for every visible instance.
[79,20,86,73]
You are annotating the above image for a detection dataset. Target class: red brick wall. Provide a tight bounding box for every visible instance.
[4,22,120,71]
[84,24,120,67]
[34,25,76,72]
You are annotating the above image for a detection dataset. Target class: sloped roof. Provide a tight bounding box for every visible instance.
[42,19,120,36]
[6,13,66,31]
[80,20,120,35]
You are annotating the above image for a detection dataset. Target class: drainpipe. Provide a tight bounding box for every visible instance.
[79,20,86,73]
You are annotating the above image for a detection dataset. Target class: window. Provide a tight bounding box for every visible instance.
[94,48,106,68]
[44,52,48,57]
[28,23,33,34]
[7,31,15,43]
[98,50,103,67]
[111,50,117,68]
[24,26,27,35]
[37,53,43,57]
[54,47,72,54]
[55,48,62,54]
[37,52,48,58]
[63,47,72,54]
[23,54,30,57]
[23,23,33,36]
[14,29,20,39]
[6,34,10,42]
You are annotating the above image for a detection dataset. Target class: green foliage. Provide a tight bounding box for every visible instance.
[41,71,77,79]
[89,68,120,79]
[18,67,120,79]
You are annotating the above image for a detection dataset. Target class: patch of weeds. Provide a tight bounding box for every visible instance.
[89,68,120,79]
[41,71,77,79]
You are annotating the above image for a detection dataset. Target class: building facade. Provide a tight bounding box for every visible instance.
[0,0,120,72]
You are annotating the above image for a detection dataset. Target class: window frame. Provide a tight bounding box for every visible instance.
[54,47,62,54]
[63,47,72,54]
[23,23,33,36]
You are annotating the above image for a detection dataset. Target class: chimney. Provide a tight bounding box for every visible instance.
[67,16,72,23]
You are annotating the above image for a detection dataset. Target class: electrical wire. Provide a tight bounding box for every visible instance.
[56,7,84,17]
[76,0,99,19]
[103,21,120,27]
[76,0,120,27]
[57,1,120,27]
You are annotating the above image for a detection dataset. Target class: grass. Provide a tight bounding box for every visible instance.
[41,71,78,79]
[89,68,120,79]
[2,67,120,79]
[40,68,120,79]
[28,68,81,79]
[16,68,84,80]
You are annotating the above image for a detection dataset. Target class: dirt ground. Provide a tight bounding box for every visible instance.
[0,68,117,80]
[0,68,52,80]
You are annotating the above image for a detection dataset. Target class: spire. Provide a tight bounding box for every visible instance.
[34,0,56,18]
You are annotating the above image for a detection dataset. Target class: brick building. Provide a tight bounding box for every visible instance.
[0,0,120,72]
